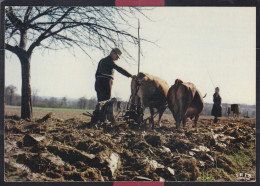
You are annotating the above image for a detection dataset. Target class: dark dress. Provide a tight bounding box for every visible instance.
[211,93,222,117]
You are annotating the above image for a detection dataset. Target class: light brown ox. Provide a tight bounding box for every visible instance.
[167,79,205,129]
[130,72,169,129]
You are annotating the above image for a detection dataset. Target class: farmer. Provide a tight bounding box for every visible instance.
[211,87,222,123]
[95,48,134,102]
[91,48,134,123]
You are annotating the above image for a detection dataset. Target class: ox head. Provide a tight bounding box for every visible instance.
[130,72,146,106]
[131,73,145,95]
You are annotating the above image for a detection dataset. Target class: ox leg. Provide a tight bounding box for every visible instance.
[176,115,181,129]
[169,107,178,129]
[194,115,199,127]
[178,101,188,129]
[157,106,166,128]
[149,107,155,129]
[182,117,187,128]
[176,108,183,129]
[136,97,143,127]
[168,106,181,129]
[174,110,183,129]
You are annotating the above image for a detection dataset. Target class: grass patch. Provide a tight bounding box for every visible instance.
[5,105,92,112]
[5,105,94,120]
[201,168,232,181]
[215,168,232,181]
[227,145,255,177]
[197,171,215,182]
[230,152,249,168]
[228,148,255,168]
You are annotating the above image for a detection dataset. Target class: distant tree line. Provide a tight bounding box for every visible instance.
[77,97,97,110]
[4,85,256,117]
[4,85,98,110]
[4,85,130,111]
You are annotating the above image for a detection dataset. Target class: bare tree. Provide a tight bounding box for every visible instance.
[5,6,150,119]
[78,97,87,109]
[87,97,98,110]
[48,97,58,108]
[32,88,39,106]
[61,97,67,108]
[5,85,17,105]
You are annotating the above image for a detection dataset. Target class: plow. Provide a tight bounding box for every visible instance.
[83,95,159,127]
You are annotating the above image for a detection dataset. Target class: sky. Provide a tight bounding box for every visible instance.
[5,7,256,105]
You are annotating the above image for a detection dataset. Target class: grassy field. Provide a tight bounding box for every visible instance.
[5,105,88,112]
[4,105,245,121]
[4,105,92,120]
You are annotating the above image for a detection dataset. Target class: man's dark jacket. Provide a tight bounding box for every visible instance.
[95,56,132,79]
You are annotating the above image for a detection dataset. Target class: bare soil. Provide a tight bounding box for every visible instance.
[4,111,256,182]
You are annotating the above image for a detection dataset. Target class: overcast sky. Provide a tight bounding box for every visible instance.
[5,7,256,105]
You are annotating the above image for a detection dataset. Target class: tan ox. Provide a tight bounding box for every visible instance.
[130,72,169,129]
[167,79,205,129]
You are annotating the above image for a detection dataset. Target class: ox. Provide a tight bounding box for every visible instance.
[130,72,169,129]
[167,79,205,129]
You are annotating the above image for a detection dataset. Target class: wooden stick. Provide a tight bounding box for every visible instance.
[138,19,140,74]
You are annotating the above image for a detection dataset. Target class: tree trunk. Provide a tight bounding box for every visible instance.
[19,53,32,119]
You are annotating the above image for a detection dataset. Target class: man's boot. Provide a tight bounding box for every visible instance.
[91,103,100,124]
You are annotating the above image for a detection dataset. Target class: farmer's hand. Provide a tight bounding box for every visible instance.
[131,75,137,79]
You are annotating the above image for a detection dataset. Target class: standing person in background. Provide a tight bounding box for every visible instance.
[211,87,222,123]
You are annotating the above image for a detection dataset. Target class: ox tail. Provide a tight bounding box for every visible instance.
[203,93,207,98]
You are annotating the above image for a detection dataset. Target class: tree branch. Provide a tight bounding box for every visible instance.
[27,7,74,55]
[5,43,23,55]
[34,21,138,41]
[5,6,153,63]
[6,7,23,29]
[23,7,33,23]
[27,7,60,25]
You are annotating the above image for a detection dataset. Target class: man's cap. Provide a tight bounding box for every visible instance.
[112,48,122,57]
